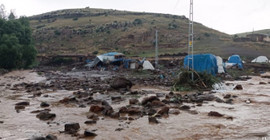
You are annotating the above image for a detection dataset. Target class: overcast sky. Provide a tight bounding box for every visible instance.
[1,0,270,34]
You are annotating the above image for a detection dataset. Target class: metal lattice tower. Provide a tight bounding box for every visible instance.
[155,30,159,68]
[188,0,194,80]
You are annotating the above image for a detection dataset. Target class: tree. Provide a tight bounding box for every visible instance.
[8,10,15,20]
[0,15,36,69]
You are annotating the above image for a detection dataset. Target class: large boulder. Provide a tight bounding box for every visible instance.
[64,123,80,134]
[36,112,56,120]
[110,77,132,90]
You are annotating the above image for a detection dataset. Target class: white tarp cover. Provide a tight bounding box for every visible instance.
[216,56,225,73]
[251,56,269,63]
[143,61,155,70]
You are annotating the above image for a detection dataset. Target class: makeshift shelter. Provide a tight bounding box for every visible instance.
[143,60,155,70]
[216,56,225,73]
[184,54,218,75]
[85,52,125,68]
[251,56,269,63]
[227,55,243,69]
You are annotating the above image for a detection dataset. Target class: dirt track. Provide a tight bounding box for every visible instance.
[0,70,270,140]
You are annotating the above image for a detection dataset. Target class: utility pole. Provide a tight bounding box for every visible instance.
[155,30,159,68]
[188,0,194,81]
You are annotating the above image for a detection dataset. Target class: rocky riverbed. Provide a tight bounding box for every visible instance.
[0,69,270,140]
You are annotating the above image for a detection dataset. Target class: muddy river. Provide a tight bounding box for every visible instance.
[0,70,270,140]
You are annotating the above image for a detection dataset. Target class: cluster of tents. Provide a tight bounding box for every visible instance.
[184,54,270,76]
[85,52,155,70]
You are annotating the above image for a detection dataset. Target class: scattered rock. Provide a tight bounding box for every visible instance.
[111,95,122,101]
[157,106,170,115]
[225,99,233,104]
[141,96,160,105]
[115,128,124,131]
[84,130,97,137]
[15,105,25,110]
[188,110,198,115]
[129,99,139,105]
[169,109,180,115]
[110,112,120,119]
[127,107,142,115]
[89,105,104,113]
[151,100,166,107]
[180,105,190,110]
[84,120,97,125]
[195,94,216,102]
[36,112,56,120]
[215,97,224,103]
[234,85,243,90]
[86,112,99,120]
[223,94,231,99]
[15,101,30,106]
[40,102,50,107]
[148,116,159,124]
[31,136,46,140]
[64,123,80,134]
[0,121,3,124]
[110,77,132,90]
[259,82,267,85]
[45,134,57,140]
[208,111,224,117]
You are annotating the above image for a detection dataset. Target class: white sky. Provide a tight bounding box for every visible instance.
[1,0,270,34]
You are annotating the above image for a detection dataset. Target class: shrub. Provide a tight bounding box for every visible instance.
[173,69,220,91]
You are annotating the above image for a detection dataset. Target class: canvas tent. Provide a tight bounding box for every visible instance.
[227,55,243,69]
[251,56,269,63]
[184,54,218,75]
[142,60,155,70]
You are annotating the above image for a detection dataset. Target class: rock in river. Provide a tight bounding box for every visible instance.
[110,77,132,90]
[64,123,80,134]
[36,112,56,120]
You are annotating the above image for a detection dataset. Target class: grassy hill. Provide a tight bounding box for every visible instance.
[236,29,270,37]
[29,8,270,60]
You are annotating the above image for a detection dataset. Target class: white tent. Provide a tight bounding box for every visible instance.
[216,56,225,73]
[251,56,269,63]
[143,61,155,70]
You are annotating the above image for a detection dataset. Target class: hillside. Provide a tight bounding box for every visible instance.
[29,8,270,59]
[236,29,270,37]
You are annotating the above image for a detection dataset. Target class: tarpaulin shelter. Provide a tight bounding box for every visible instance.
[227,55,243,69]
[142,60,155,70]
[85,52,125,68]
[184,54,218,75]
[251,56,269,63]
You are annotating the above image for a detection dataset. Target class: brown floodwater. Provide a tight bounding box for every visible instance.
[0,71,270,140]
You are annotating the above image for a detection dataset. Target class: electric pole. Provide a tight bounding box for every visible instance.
[188,0,194,81]
[155,30,159,68]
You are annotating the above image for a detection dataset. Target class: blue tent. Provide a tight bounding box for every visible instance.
[184,54,218,75]
[228,55,243,69]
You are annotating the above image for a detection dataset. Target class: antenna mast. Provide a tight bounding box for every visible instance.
[188,0,194,80]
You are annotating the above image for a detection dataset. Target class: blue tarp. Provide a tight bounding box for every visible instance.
[184,54,218,75]
[228,55,243,69]
[102,52,123,56]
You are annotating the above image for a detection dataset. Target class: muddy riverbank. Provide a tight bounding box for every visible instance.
[0,70,270,140]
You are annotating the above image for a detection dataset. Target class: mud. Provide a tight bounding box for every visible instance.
[0,70,270,140]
